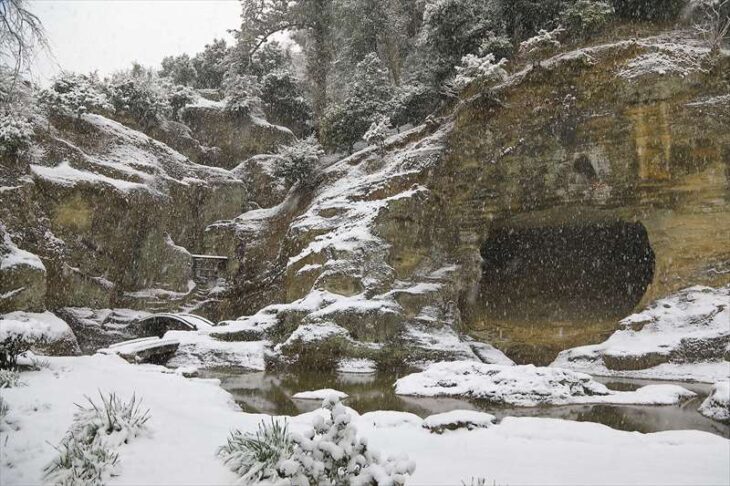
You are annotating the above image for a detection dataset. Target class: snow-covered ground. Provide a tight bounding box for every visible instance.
[1,354,728,485]
[395,361,698,406]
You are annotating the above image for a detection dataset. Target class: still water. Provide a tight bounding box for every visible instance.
[199,369,729,438]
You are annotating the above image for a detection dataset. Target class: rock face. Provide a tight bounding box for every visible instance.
[215,33,730,368]
[0,113,247,315]
[1,226,47,313]
[181,102,293,169]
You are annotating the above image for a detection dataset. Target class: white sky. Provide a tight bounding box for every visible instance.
[30,0,241,81]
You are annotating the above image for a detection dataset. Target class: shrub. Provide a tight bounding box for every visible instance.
[38,72,111,118]
[0,369,23,388]
[219,396,415,484]
[692,0,730,52]
[562,0,615,36]
[519,26,566,62]
[0,112,34,156]
[166,84,195,120]
[260,69,313,134]
[219,419,295,482]
[0,334,40,369]
[223,74,263,117]
[105,70,169,128]
[363,116,392,153]
[452,53,509,90]
[274,136,324,187]
[45,392,150,485]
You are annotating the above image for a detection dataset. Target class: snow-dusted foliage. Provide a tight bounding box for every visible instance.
[274,135,324,187]
[562,0,614,36]
[165,83,195,120]
[104,69,169,128]
[363,116,391,153]
[219,396,416,485]
[219,418,296,483]
[0,334,38,369]
[38,72,111,118]
[519,26,566,61]
[0,111,33,155]
[452,53,508,89]
[0,368,23,388]
[44,392,149,485]
[223,73,263,117]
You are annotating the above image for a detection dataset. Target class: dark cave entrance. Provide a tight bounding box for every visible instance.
[480,219,655,323]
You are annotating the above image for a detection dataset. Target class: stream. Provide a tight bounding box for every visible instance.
[199,369,730,438]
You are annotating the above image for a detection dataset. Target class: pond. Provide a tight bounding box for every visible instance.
[199,369,730,438]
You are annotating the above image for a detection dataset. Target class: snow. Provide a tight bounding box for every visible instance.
[617,38,710,80]
[699,382,730,424]
[292,389,349,400]
[552,286,730,383]
[422,410,496,433]
[1,355,728,485]
[395,361,697,407]
[30,160,149,193]
[338,358,377,374]
[0,311,75,343]
[0,231,45,272]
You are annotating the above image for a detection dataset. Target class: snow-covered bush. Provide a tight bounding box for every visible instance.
[363,116,392,153]
[45,392,149,485]
[562,1,614,36]
[519,26,566,62]
[166,83,195,120]
[0,334,41,369]
[38,72,111,119]
[0,369,23,388]
[0,112,34,155]
[452,53,509,90]
[219,396,415,485]
[105,70,169,128]
[223,73,263,117]
[260,69,313,134]
[478,33,514,61]
[274,136,323,187]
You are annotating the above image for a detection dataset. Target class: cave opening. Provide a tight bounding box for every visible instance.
[480,219,655,323]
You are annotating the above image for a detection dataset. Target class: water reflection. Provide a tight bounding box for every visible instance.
[199,369,729,438]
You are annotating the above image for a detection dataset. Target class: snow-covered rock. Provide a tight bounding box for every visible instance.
[552,286,730,382]
[0,226,46,313]
[164,331,266,371]
[395,361,696,406]
[0,311,80,355]
[292,389,348,400]
[423,410,496,434]
[699,382,730,424]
